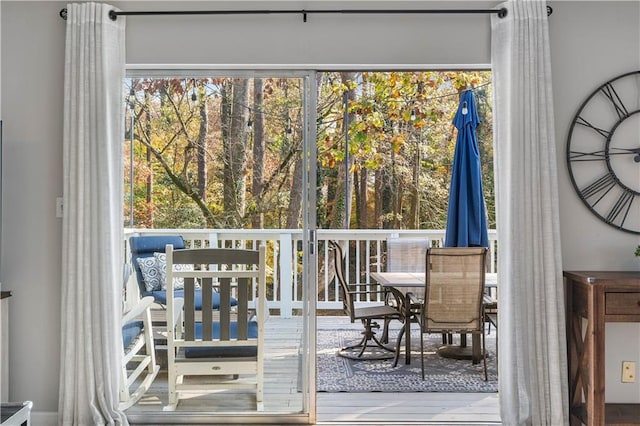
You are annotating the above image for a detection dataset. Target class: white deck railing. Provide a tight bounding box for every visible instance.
[124,228,498,318]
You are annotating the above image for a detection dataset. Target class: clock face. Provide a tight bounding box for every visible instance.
[566,70,640,235]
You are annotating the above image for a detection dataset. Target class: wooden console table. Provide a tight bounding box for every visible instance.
[564,271,640,426]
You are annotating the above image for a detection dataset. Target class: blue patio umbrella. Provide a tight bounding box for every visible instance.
[444,90,489,248]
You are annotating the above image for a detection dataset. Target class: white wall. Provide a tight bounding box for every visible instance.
[1,2,66,419]
[1,0,639,418]
[550,1,640,403]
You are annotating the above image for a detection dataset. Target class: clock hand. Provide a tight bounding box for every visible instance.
[608,147,640,162]
[570,147,640,162]
[608,147,640,153]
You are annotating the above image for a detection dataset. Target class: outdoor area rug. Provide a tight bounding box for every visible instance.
[317,328,497,393]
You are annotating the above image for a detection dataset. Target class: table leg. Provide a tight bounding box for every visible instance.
[405,294,411,365]
[393,323,406,367]
[472,334,480,364]
[437,334,484,364]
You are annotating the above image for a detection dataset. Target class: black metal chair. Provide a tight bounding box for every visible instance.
[329,240,402,360]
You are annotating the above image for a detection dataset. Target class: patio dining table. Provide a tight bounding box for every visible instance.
[371,271,497,366]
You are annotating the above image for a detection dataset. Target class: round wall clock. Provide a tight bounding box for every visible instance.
[566,70,640,235]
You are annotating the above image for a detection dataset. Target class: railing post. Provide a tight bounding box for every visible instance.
[208,232,219,248]
[279,233,293,319]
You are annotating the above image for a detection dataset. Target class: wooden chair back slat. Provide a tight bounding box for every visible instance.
[237,277,249,340]
[219,278,231,341]
[184,278,196,341]
[201,277,213,341]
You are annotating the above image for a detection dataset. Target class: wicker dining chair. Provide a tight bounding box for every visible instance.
[384,238,430,343]
[419,247,489,381]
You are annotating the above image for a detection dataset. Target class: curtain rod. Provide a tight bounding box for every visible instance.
[59,6,553,22]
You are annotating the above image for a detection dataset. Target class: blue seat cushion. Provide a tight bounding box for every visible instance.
[184,321,259,358]
[151,289,237,310]
[122,320,144,350]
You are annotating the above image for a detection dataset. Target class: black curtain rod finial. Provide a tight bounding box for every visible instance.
[59,7,118,21]
[497,5,552,19]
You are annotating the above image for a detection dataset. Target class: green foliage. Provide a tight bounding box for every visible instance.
[124,71,495,232]
[316,71,494,230]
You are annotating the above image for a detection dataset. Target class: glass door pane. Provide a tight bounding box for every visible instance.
[123,71,313,424]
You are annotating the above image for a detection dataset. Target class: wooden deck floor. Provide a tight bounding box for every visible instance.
[127,315,500,425]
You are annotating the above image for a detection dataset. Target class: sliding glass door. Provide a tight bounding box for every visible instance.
[123,69,317,424]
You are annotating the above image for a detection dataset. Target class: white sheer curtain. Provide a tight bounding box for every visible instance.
[59,3,127,425]
[491,1,569,425]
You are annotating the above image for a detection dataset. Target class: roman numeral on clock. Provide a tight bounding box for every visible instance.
[606,190,635,227]
[569,149,607,162]
[575,116,611,139]
[600,83,629,120]
[580,173,616,205]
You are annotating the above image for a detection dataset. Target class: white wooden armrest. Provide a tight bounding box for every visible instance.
[172,298,184,327]
[120,295,159,410]
[251,302,270,323]
[122,296,155,325]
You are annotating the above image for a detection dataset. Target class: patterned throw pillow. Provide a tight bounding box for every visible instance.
[136,256,162,292]
[154,252,196,291]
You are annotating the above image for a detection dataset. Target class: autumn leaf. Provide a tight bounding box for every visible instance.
[391,134,406,153]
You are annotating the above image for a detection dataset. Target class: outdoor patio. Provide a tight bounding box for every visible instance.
[122,228,501,423]
[125,315,500,424]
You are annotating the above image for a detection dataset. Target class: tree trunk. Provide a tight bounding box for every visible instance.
[356,167,368,228]
[221,82,233,225]
[409,135,420,229]
[252,79,265,229]
[328,72,357,230]
[196,86,208,202]
[375,169,383,229]
[322,73,357,306]
[285,147,302,229]
[381,167,393,229]
[391,148,401,229]
[285,81,303,229]
[145,89,154,226]
[223,79,250,227]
